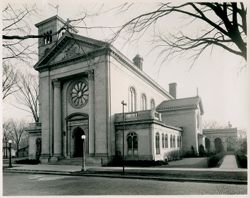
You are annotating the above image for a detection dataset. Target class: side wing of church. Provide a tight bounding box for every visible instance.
[27,15,220,165]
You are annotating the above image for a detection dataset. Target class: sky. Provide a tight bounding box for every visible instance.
[2,0,249,130]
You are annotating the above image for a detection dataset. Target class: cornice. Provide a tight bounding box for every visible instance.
[115,119,182,132]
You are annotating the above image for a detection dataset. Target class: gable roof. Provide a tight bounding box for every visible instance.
[33,31,173,99]
[156,96,204,115]
[34,32,109,70]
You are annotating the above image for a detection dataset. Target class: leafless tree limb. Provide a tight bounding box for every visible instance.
[2,63,19,100]
[113,2,247,64]
[15,73,39,123]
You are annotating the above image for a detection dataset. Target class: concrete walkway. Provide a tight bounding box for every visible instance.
[219,155,238,169]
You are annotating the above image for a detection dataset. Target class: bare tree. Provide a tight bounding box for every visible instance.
[203,120,230,129]
[3,121,12,158]
[2,63,19,100]
[2,4,85,42]
[2,3,38,65]
[15,73,39,123]
[114,2,247,64]
[3,119,28,157]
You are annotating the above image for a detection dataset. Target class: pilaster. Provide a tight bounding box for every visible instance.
[52,79,62,160]
[88,70,95,155]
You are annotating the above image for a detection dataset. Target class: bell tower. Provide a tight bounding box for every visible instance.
[35,15,77,59]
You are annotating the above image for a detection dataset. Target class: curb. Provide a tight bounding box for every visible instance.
[4,169,247,185]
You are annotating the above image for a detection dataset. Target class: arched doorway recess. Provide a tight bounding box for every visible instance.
[73,127,85,157]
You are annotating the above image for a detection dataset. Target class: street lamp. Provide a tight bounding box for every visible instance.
[121,100,127,174]
[8,140,13,168]
[81,134,86,172]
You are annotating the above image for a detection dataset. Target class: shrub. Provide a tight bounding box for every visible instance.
[235,151,247,168]
[15,158,40,165]
[207,152,225,167]
[198,145,206,157]
[106,158,168,167]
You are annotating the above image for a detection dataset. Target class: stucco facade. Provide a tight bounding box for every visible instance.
[27,16,238,165]
[203,128,238,152]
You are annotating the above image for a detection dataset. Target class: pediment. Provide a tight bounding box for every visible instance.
[34,33,107,70]
[49,39,98,64]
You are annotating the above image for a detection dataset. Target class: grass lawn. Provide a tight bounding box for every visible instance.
[163,157,208,168]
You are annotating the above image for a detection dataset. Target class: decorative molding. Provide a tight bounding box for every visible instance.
[87,69,94,81]
[53,79,61,88]
[67,79,89,109]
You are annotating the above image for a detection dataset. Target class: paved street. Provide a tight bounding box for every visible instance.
[3,172,247,195]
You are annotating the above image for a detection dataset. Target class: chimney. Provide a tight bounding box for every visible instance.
[133,54,143,70]
[169,83,177,99]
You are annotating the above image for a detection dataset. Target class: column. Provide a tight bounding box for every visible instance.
[88,70,95,155]
[53,79,62,158]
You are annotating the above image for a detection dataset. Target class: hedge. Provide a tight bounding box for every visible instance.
[207,152,225,168]
[15,159,40,165]
[235,151,247,168]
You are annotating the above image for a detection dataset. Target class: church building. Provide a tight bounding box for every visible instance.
[27,15,215,165]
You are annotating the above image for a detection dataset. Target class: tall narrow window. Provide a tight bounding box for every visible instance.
[141,94,147,110]
[173,135,176,148]
[155,133,160,154]
[177,136,179,147]
[165,134,168,148]
[179,136,182,148]
[170,135,172,148]
[162,133,164,148]
[127,132,138,156]
[150,99,155,109]
[129,87,136,112]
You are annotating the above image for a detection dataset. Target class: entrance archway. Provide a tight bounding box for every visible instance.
[73,127,85,157]
[205,138,210,152]
[214,137,224,153]
[35,138,41,160]
[227,137,235,152]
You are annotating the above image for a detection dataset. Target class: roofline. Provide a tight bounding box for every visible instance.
[109,45,174,99]
[203,127,237,132]
[156,96,204,115]
[35,15,66,27]
[34,33,173,99]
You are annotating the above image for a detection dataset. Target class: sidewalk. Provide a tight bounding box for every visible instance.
[3,164,247,184]
[219,155,239,169]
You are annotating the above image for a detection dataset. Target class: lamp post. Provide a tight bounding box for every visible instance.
[81,134,86,172]
[121,100,127,174]
[8,140,13,168]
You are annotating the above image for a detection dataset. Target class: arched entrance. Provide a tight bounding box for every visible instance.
[35,138,41,160]
[227,137,235,152]
[205,138,210,152]
[66,113,89,158]
[73,127,85,157]
[214,137,224,153]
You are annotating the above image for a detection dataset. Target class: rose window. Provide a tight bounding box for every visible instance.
[69,80,88,108]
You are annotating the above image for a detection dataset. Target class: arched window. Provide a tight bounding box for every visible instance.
[127,132,138,155]
[129,87,136,112]
[165,134,168,148]
[150,99,155,109]
[155,133,160,154]
[141,94,147,110]
[162,133,164,148]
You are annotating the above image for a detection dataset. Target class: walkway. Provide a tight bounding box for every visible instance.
[219,155,238,169]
